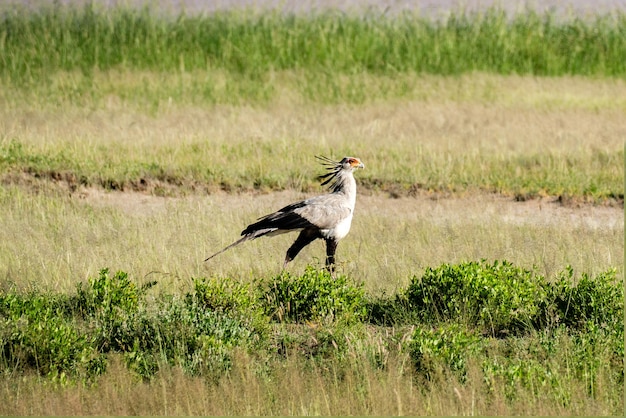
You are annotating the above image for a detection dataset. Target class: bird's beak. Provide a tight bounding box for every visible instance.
[352,160,365,169]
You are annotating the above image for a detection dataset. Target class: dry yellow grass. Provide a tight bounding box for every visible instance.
[0,352,617,416]
[0,185,621,294]
[4,75,625,157]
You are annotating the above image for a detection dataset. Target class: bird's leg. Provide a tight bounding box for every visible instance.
[283,229,319,268]
[324,238,338,273]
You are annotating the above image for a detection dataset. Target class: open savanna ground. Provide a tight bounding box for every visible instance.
[1,73,623,415]
[0,4,624,416]
[2,74,624,290]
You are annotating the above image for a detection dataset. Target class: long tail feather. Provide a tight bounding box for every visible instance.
[204,235,252,262]
[205,228,277,262]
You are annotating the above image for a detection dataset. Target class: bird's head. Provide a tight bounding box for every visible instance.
[340,157,365,171]
[316,156,364,189]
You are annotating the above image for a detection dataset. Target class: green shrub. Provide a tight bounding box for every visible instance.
[403,260,547,335]
[73,268,147,353]
[260,266,367,324]
[161,294,262,377]
[409,323,483,382]
[108,277,271,379]
[189,276,264,318]
[0,292,105,381]
[0,261,622,391]
[74,268,141,316]
[544,267,623,333]
[365,293,413,326]
[72,271,271,379]
[188,276,270,348]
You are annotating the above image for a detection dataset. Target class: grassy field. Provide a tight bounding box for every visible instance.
[1,74,624,201]
[0,4,624,416]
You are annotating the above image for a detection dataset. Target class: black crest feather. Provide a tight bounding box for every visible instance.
[315,156,342,189]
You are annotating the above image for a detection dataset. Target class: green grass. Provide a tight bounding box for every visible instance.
[1,4,625,89]
[0,136,621,201]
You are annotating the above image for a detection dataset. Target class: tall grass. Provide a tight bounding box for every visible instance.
[0,185,621,294]
[1,4,625,88]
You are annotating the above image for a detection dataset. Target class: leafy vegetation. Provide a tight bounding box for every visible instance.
[410,323,483,381]
[260,266,368,323]
[0,261,622,413]
[544,266,624,333]
[402,260,548,335]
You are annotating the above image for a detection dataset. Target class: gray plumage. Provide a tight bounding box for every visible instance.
[205,156,364,269]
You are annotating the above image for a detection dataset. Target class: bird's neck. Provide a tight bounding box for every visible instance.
[332,172,357,207]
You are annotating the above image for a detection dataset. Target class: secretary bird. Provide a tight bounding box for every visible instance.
[205,156,364,270]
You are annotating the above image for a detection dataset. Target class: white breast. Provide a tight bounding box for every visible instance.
[321,211,353,241]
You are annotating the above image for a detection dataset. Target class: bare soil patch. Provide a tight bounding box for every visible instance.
[79,187,623,232]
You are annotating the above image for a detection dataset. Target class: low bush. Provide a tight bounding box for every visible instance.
[73,268,148,353]
[0,292,105,382]
[191,277,257,313]
[260,266,368,324]
[543,267,623,333]
[148,293,260,380]
[409,323,483,382]
[402,260,547,335]
[0,259,622,400]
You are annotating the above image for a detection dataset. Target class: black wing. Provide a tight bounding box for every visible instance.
[242,201,317,235]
